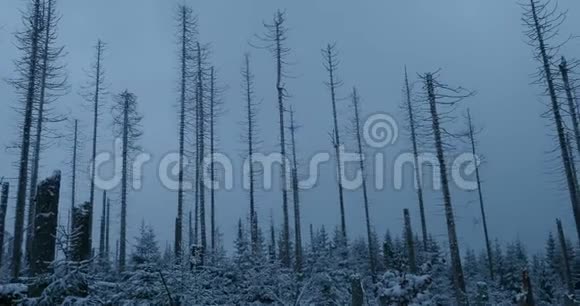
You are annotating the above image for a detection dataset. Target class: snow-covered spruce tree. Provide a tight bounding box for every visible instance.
[111,90,143,272]
[322,43,347,245]
[10,0,43,280]
[254,10,292,267]
[174,4,196,261]
[522,0,580,241]
[420,72,472,304]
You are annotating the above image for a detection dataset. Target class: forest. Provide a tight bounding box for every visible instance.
[1,0,580,305]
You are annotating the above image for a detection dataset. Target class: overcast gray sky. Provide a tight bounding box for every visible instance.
[2,0,580,254]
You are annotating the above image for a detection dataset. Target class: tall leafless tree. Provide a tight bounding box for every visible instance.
[83,40,106,258]
[255,11,292,267]
[10,0,43,280]
[402,67,428,250]
[0,182,8,268]
[288,108,303,275]
[350,88,377,279]
[242,54,260,255]
[98,190,106,260]
[522,0,580,242]
[26,0,67,269]
[112,90,143,272]
[420,72,471,304]
[174,4,196,260]
[465,109,494,280]
[322,43,347,244]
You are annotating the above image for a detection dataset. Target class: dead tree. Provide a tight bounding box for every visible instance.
[25,0,67,270]
[421,72,470,304]
[466,109,494,280]
[241,53,260,255]
[289,108,303,274]
[559,57,580,156]
[98,190,106,260]
[403,209,417,274]
[105,197,110,258]
[11,0,43,280]
[174,4,196,260]
[322,43,347,245]
[522,0,580,242]
[71,202,91,263]
[255,11,292,267]
[556,219,574,295]
[209,66,216,252]
[195,41,208,264]
[112,90,143,272]
[0,182,9,268]
[350,88,377,278]
[29,171,60,276]
[84,40,106,257]
[402,67,428,250]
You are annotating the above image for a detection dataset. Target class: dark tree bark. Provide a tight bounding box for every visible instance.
[403,67,428,250]
[11,0,43,280]
[26,0,67,271]
[98,190,106,259]
[423,73,467,304]
[0,182,9,268]
[87,40,105,258]
[403,209,417,274]
[351,88,377,279]
[559,57,580,158]
[256,11,292,267]
[71,202,91,262]
[175,4,196,261]
[466,109,494,280]
[112,90,142,272]
[105,197,110,258]
[289,108,303,275]
[209,66,216,253]
[195,42,207,265]
[556,218,574,295]
[242,54,260,255]
[322,43,347,244]
[29,171,60,276]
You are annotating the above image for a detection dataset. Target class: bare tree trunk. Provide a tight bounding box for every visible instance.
[209,66,216,253]
[12,0,42,280]
[0,182,9,268]
[26,0,54,268]
[556,218,574,295]
[351,88,376,278]
[71,120,77,216]
[403,67,428,250]
[323,44,347,244]
[243,54,259,255]
[105,197,110,258]
[196,42,206,265]
[403,209,417,274]
[88,41,105,258]
[425,73,467,304]
[526,0,580,242]
[188,210,193,247]
[118,92,129,272]
[467,110,494,280]
[559,57,580,158]
[289,109,303,275]
[99,190,106,259]
[175,5,195,261]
